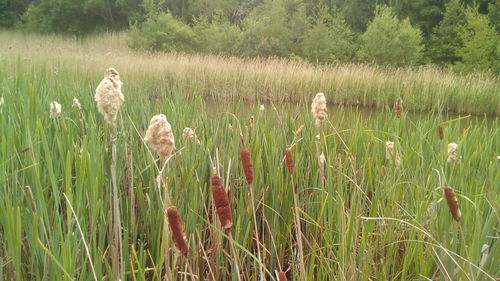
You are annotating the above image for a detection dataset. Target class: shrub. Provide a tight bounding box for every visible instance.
[192,15,241,55]
[128,12,196,52]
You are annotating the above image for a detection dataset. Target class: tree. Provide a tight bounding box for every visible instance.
[128,12,196,52]
[358,6,423,66]
[303,8,356,63]
[238,0,307,57]
[454,6,499,74]
[192,15,241,55]
[426,0,466,65]
[0,0,31,28]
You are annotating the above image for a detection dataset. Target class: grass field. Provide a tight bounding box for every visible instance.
[0,31,499,281]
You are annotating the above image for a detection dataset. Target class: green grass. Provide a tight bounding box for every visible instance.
[0,32,499,281]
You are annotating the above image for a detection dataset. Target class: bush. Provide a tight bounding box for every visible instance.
[128,12,196,52]
[192,15,241,55]
[302,9,356,63]
[358,6,423,66]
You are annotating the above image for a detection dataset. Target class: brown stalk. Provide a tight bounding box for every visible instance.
[444,186,461,222]
[284,148,294,173]
[211,174,233,229]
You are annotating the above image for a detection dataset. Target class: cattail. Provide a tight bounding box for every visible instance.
[394,97,403,118]
[259,104,265,111]
[183,127,196,139]
[144,114,175,159]
[228,123,233,131]
[240,145,254,185]
[95,67,124,124]
[311,92,328,126]
[249,116,254,129]
[166,206,189,256]
[72,97,82,110]
[211,174,232,229]
[284,148,294,173]
[443,186,461,222]
[437,126,444,140]
[319,153,326,185]
[447,142,458,163]
[294,124,305,136]
[50,101,62,118]
[385,141,401,167]
[479,244,489,268]
[277,271,288,281]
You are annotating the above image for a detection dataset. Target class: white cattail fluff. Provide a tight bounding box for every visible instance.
[259,104,265,111]
[311,92,328,126]
[144,114,175,158]
[183,127,196,139]
[447,142,458,163]
[94,67,124,124]
[72,97,82,110]
[385,141,401,167]
[479,244,489,268]
[50,101,62,118]
[0,96,4,107]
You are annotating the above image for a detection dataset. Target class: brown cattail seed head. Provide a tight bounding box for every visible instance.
[50,101,62,118]
[447,142,458,163]
[166,206,189,256]
[94,67,124,124]
[144,114,175,158]
[277,271,288,281]
[311,92,328,126]
[284,148,294,173]
[211,174,233,229]
[437,126,444,140]
[240,146,254,184]
[394,97,403,118]
[444,186,461,222]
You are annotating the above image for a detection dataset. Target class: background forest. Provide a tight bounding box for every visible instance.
[1,0,499,73]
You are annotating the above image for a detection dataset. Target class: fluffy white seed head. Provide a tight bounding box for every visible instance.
[311,92,328,126]
[0,96,4,107]
[50,101,62,118]
[259,104,265,111]
[95,67,124,124]
[447,142,458,163]
[72,97,82,110]
[183,127,196,139]
[385,141,401,167]
[144,114,175,158]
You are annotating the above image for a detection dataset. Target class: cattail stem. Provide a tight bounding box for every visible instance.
[110,125,123,281]
[249,186,265,281]
[292,183,306,279]
[227,231,242,281]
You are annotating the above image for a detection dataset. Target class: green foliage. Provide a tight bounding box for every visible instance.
[426,0,466,65]
[303,9,356,63]
[488,0,500,32]
[21,0,142,35]
[358,6,424,66]
[454,7,499,74]
[128,12,196,52]
[239,0,307,57]
[192,15,241,55]
[392,0,446,37]
[0,0,31,27]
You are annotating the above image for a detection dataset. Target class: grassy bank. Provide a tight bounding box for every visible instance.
[0,31,499,115]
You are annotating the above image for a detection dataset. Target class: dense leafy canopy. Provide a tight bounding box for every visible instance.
[1,0,498,73]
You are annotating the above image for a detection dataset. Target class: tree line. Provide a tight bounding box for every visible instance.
[1,0,499,73]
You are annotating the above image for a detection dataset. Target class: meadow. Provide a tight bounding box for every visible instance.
[0,31,499,281]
